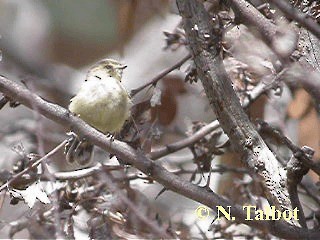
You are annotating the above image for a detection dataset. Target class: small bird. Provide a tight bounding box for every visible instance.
[65,59,131,165]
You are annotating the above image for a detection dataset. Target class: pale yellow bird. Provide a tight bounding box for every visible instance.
[65,59,131,165]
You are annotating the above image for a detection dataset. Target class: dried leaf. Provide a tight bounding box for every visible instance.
[12,182,50,208]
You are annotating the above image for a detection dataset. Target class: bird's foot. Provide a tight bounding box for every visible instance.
[65,131,78,154]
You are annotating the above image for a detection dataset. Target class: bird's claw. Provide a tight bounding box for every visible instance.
[65,132,78,154]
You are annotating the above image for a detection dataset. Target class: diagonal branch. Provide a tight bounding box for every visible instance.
[267,0,320,40]
[230,0,276,43]
[130,54,191,97]
[176,0,297,223]
[0,76,318,238]
[228,0,320,105]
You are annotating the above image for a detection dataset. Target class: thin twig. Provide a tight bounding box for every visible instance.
[0,140,67,192]
[49,164,123,180]
[22,81,64,238]
[149,76,278,160]
[257,120,320,176]
[229,0,320,105]
[101,172,171,238]
[149,120,219,159]
[177,0,296,221]
[130,54,191,97]
[0,76,319,238]
[268,0,320,40]
[229,0,276,43]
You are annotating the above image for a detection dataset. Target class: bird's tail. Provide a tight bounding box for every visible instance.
[65,132,94,166]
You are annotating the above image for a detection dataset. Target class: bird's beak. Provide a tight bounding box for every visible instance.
[118,64,127,70]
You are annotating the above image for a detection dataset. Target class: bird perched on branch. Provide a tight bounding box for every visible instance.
[65,59,132,165]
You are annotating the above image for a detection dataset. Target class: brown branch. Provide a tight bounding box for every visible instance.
[0,76,319,238]
[130,54,191,97]
[133,1,320,164]
[101,172,171,239]
[286,147,313,228]
[257,120,320,176]
[150,73,280,160]
[48,164,123,180]
[229,0,276,43]
[149,120,219,159]
[267,0,320,40]
[228,0,320,105]
[176,0,296,221]
[0,139,67,192]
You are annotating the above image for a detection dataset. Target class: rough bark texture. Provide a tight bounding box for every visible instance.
[2,72,320,238]
[176,0,297,224]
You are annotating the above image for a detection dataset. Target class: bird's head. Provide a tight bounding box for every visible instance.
[88,59,127,81]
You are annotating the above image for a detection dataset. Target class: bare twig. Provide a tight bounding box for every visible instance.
[0,140,67,192]
[286,146,314,228]
[149,74,280,160]
[228,0,320,104]
[23,81,65,238]
[130,54,191,97]
[101,172,171,239]
[0,76,319,238]
[50,164,123,180]
[267,0,320,40]
[229,0,276,43]
[257,120,320,176]
[149,120,219,159]
[177,0,296,222]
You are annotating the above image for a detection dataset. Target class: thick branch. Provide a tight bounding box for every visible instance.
[229,0,276,43]
[228,0,320,104]
[286,148,311,228]
[268,0,320,40]
[257,120,320,175]
[150,72,285,160]
[176,0,295,220]
[0,76,318,239]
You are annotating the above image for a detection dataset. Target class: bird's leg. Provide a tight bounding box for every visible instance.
[65,131,80,164]
[64,131,78,154]
[74,139,94,165]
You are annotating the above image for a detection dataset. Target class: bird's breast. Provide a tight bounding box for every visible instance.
[69,78,131,133]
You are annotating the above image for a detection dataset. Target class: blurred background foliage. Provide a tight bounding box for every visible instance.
[0,0,319,239]
[0,0,169,68]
